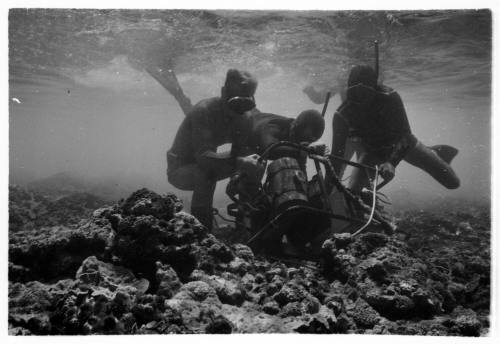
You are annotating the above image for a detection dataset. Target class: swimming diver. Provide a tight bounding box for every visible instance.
[327,64,460,193]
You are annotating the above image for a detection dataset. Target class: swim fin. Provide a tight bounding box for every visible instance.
[429,145,459,164]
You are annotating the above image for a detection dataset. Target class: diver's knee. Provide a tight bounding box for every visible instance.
[444,177,460,189]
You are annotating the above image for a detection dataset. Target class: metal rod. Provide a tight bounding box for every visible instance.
[321,91,331,117]
[328,153,377,172]
[258,141,377,172]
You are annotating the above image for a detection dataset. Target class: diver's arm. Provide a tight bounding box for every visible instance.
[330,113,349,175]
[191,110,239,175]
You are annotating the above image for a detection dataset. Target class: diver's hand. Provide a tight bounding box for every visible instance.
[378,162,395,181]
[236,154,265,181]
[309,144,329,156]
[226,172,242,198]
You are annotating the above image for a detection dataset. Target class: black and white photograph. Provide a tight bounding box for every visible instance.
[5,2,495,338]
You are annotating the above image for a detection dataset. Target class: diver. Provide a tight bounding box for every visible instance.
[167,69,264,231]
[247,109,327,164]
[225,109,326,201]
[329,64,460,193]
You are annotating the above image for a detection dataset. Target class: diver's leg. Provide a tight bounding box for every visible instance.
[191,172,217,232]
[347,152,382,192]
[337,137,359,179]
[168,162,233,231]
[403,141,460,189]
[428,145,459,165]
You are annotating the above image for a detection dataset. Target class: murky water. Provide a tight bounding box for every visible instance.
[9,9,491,207]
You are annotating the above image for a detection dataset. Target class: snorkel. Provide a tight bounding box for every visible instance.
[374,40,379,83]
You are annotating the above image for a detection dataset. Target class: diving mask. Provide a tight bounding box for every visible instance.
[227,96,256,114]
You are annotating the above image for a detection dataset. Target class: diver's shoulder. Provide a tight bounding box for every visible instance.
[194,97,221,110]
[188,97,221,117]
[335,101,352,115]
[253,112,292,128]
[376,85,398,96]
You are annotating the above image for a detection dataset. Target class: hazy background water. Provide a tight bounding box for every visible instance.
[9,9,491,210]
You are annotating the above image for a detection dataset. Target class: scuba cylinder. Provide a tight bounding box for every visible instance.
[265,157,309,215]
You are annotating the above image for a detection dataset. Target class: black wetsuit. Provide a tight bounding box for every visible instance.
[331,85,460,190]
[167,97,252,229]
[168,97,251,174]
[332,85,417,169]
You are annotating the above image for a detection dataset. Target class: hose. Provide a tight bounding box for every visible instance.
[352,165,379,237]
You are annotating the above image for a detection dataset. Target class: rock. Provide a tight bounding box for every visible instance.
[205,315,233,334]
[9,262,31,283]
[76,256,149,296]
[208,242,234,263]
[361,258,387,283]
[9,185,107,232]
[321,241,357,282]
[166,281,221,332]
[364,290,415,319]
[7,188,491,335]
[120,188,182,221]
[333,233,353,249]
[280,302,303,317]
[111,212,198,280]
[348,298,380,329]
[448,281,466,306]
[465,257,489,275]
[450,307,482,336]
[173,281,220,303]
[155,262,182,298]
[263,301,280,315]
[228,257,251,276]
[324,297,344,316]
[293,305,337,333]
[254,273,265,284]
[9,281,57,334]
[240,273,255,291]
[354,232,389,254]
[265,267,286,282]
[273,282,308,306]
[397,279,418,297]
[9,221,112,282]
[208,276,246,306]
[9,326,32,335]
[232,244,255,261]
[411,288,441,318]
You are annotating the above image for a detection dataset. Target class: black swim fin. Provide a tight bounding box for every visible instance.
[429,145,459,164]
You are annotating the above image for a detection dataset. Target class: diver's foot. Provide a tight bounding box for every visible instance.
[430,145,459,164]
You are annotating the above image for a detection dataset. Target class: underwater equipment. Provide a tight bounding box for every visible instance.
[321,91,331,117]
[225,141,394,259]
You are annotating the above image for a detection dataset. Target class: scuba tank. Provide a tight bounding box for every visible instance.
[265,157,309,215]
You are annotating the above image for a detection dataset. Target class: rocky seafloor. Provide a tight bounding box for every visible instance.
[8,187,490,335]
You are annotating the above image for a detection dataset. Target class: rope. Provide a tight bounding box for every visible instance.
[352,165,379,237]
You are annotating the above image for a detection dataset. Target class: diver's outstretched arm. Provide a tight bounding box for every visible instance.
[146,66,193,115]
